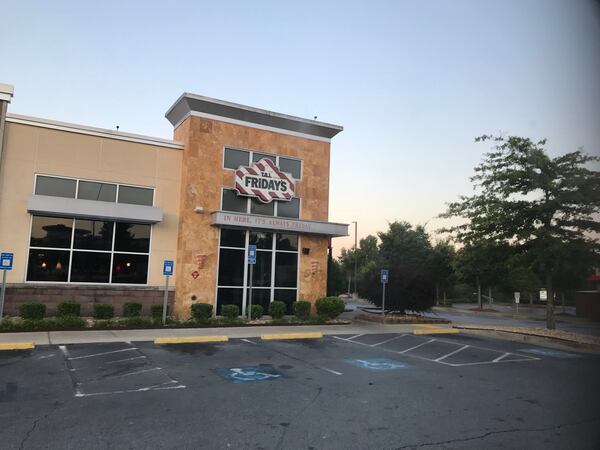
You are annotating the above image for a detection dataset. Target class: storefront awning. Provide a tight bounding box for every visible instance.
[211,211,348,237]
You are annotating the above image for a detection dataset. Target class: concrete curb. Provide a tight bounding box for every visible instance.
[261,332,323,340]
[154,336,229,344]
[414,328,459,335]
[0,342,35,350]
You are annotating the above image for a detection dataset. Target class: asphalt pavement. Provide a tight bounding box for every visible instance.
[1,332,599,449]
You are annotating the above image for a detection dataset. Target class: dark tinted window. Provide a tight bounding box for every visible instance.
[247,287,271,312]
[220,228,246,248]
[250,197,274,216]
[112,254,148,284]
[253,153,276,163]
[278,158,302,179]
[77,181,117,202]
[118,185,153,206]
[277,198,300,218]
[218,249,245,286]
[216,288,243,315]
[224,148,250,169]
[35,176,76,198]
[26,249,70,282]
[275,252,298,287]
[251,251,272,287]
[276,233,298,251]
[73,220,113,250]
[274,289,298,314]
[222,189,247,213]
[114,223,150,253]
[30,216,73,248]
[249,231,273,249]
[70,251,111,283]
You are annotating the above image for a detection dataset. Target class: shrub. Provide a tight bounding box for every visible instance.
[191,303,213,322]
[57,301,81,317]
[221,304,239,320]
[250,304,263,320]
[151,304,169,319]
[93,304,114,319]
[121,317,154,328]
[269,301,286,319]
[123,302,142,318]
[54,316,86,329]
[293,301,311,321]
[315,297,345,320]
[19,303,46,320]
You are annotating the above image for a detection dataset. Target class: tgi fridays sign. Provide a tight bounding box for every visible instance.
[234,158,296,203]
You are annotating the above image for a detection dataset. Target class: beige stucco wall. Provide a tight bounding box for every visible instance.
[0,121,182,286]
[173,116,331,318]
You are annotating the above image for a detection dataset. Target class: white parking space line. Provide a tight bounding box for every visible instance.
[399,339,436,354]
[241,339,258,345]
[346,334,363,341]
[435,345,469,362]
[320,367,343,376]
[106,355,147,364]
[74,380,186,398]
[68,347,138,360]
[114,367,162,378]
[493,352,510,363]
[371,335,408,347]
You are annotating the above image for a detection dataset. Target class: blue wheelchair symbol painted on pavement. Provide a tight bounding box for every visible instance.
[216,365,282,383]
[346,358,407,371]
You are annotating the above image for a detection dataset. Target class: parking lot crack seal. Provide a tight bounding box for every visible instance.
[275,386,323,450]
[393,417,600,449]
[18,401,62,450]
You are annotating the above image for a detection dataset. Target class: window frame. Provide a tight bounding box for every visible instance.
[220,187,302,219]
[33,174,155,207]
[222,146,302,181]
[25,214,152,286]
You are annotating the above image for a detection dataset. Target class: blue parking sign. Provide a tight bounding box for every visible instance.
[1,253,13,271]
[380,269,389,284]
[248,245,257,264]
[163,260,174,276]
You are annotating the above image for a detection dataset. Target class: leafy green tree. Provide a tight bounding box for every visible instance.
[361,221,435,313]
[429,240,456,305]
[442,135,600,328]
[339,235,379,294]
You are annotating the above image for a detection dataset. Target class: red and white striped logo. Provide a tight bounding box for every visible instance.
[234,158,296,204]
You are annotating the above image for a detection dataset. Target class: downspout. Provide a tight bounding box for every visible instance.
[0,83,14,202]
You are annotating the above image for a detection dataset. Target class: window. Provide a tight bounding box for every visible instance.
[77,181,117,202]
[35,176,76,198]
[223,148,301,180]
[277,198,300,219]
[250,197,274,216]
[224,148,249,169]
[27,215,151,284]
[216,229,298,316]
[222,188,248,213]
[118,185,153,206]
[33,175,154,206]
[279,157,302,180]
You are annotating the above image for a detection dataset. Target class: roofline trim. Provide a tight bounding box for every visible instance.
[6,113,184,149]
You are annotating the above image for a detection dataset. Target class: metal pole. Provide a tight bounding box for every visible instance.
[162,275,169,325]
[381,282,386,316]
[353,221,358,298]
[0,270,7,320]
[248,264,253,320]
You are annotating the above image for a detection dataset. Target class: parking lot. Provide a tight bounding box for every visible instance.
[1,332,599,449]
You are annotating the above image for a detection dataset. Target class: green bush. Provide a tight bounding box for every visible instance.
[151,304,169,319]
[123,302,142,318]
[19,303,46,320]
[54,316,86,329]
[93,304,114,319]
[250,304,263,320]
[269,301,286,319]
[121,317,154,328]
[0,316,85,332]
[293,301,311,321]
[221,304,239,320]
[57,301,81,317]
[315,297,345,320]
[191,303,213,322]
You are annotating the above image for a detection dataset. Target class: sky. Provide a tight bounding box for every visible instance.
[2,0,599,256]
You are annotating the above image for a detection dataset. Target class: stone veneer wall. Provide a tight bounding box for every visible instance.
[173,116,331,318]
[3,285,175,317]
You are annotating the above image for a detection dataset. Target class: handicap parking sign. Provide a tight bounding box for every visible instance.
[216,365,281,383]
[163,260,174,276]
[0,253,13,270]
[248,245,257,264]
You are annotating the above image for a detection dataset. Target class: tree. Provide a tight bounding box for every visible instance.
[339,235,379,294]
[442,135,600,328]
[429,240,456,305]
[361,221,435,313]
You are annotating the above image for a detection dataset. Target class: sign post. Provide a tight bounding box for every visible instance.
[247,245,257,320]
[514,291,520,313]
[162,260,174,325]
[380,269,389,316]
[0,253,14,320]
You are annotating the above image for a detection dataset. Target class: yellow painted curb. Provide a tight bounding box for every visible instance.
[154,336,229,344]
[0,342,35,350]
[261,332,323,340]
[413,328,460,335]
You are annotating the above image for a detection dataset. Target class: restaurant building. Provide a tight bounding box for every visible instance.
[0,83,347,318]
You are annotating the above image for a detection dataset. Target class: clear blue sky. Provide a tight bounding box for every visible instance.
[2,0,599,254]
